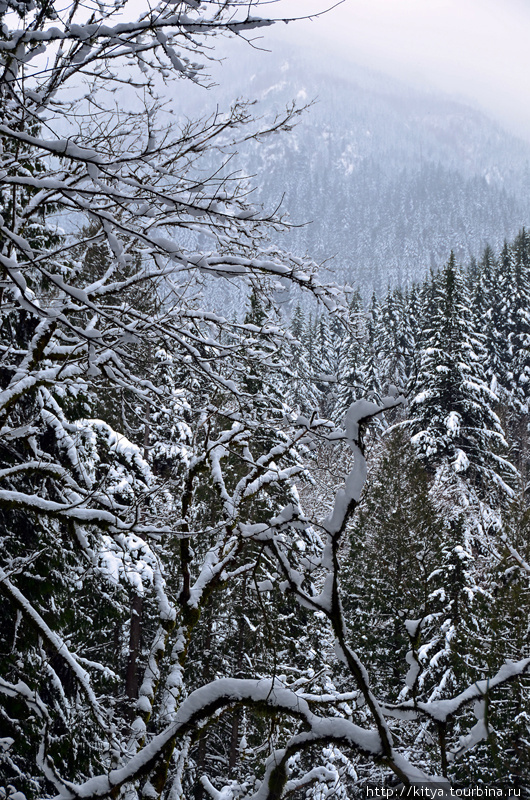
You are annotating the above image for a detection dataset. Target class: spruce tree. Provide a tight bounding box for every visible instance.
[508,229,530,413]
[378,287,409,392]
[476,245,512,401]
[499,232,530,484]
[448,496,530,791]
[314,312,337,415]
[343,430,452,703]
[287,304,320,412]
[335,290,367,419]
[360,292,383,399]
[409,252,514,499]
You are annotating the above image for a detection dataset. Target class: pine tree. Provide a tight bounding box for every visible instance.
[343,430,451,702]
[286,304,320,412]
[360,293,383,399]
[335,290,368,419]
[409,253,514,499]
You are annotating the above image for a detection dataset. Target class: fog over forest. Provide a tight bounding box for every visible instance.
[185,38,530,305]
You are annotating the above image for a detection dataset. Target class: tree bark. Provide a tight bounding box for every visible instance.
[229,578,247,776]
[125,593,143,701]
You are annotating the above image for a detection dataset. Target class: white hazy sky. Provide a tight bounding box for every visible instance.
[266,0,530,139]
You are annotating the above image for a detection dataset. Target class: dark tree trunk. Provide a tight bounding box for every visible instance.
[125,593,143,701]
[229,578,247,776]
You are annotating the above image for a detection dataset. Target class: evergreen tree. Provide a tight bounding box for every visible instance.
[497,232,530,484]
[476,245,512,401]
[314,312,337,415]
[360,292,383,399]
[508,229,530,413]
[286,304,320,412]
[335,290,367,419]
[409,253,514,499]
[449,496,530,791]
[378,287,409,392]
[343,431,453,703]
[340,430,477,781]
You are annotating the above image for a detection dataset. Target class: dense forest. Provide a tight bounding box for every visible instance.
[194,44,530,296]
[242,233,530,791]
[1,0,529,799]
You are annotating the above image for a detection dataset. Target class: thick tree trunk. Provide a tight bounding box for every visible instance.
[193,735,207,800]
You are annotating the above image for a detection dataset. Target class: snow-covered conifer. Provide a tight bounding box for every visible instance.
[409,253,514,499]
[2,2,530,796]
[360,293,384,399]
[343,429,449,703]
[334,290,367,419]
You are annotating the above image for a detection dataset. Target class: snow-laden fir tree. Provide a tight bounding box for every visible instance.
[359,293,384,399]
[342,430,450,703]
[470,245,512,404]
[334,289,367,420]
[447,493,530,792]
[377,287,410,393]
[408,252,514,500]
[506,230,530,413]
[286,304,321,413]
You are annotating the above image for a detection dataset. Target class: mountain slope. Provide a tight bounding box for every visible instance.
[181,41,530,296]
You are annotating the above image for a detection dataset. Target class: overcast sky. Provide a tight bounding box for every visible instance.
[265,0,530,139]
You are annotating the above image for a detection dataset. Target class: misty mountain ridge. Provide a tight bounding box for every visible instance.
[180,40,530,302]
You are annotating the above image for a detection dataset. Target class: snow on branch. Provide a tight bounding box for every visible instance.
[385,657,530,724]
[0,567,113,733]
[49,677,387,800]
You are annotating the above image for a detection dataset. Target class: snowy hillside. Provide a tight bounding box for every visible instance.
[182,41,530,295]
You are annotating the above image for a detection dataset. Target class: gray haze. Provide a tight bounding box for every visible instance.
[168,35,530,312]
[268,0,530,141]
[84,1,530,306]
